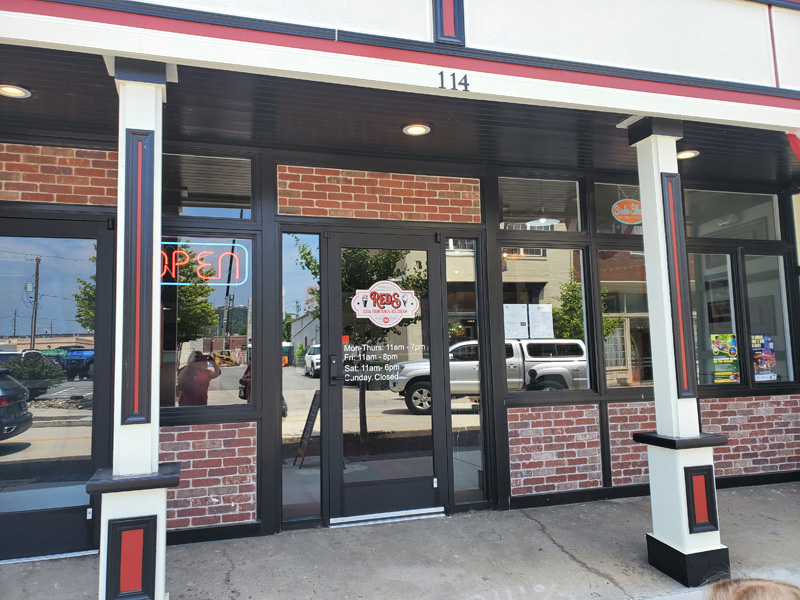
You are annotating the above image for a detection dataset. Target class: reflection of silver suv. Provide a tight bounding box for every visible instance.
[390,339,588,415]
[304,344,321,378]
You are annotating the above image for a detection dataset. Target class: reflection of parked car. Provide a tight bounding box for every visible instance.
[304,344,321,378]
[64,349,94,381]
[0,350,43,365]
[0,368,33,441]
[239,365,287,417]
[390,339,588,415]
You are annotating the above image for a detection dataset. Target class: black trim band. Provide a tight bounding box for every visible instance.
[121,129,155,425]
[107,516,157,600]
[86,462,181,495]
[685,465,719,534]
[167,521,261,546]
[115,58,166,85]
[628,117,684,146]
[747,0,800,10]
[40,0,337,39]
[632,432,728,450]
[646,534,729,587]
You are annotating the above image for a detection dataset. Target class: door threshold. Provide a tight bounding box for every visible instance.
[330,507,444,528]
[0,549,98,565]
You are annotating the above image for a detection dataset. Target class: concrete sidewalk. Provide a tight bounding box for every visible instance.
[2,482,798,600]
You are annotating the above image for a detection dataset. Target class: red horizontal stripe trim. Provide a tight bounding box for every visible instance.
[119,528,144,593]
[5,0,800,111]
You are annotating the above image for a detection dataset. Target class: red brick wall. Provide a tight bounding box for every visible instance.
[508,405,602,495]
[277,166,480,222]
[0,143,117,205]
[160,423,257,530]
[701,396,800,476]
[609,401,655,486]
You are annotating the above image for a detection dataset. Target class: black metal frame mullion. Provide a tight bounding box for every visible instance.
[484,167,512,510]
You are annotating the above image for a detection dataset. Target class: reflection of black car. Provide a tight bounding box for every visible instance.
[239,365,287,417]
[64,350,94,381]
[0,368,33,441]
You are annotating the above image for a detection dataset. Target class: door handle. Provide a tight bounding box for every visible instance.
[330,354,345,386]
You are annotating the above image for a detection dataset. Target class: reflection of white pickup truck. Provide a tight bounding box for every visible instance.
[389,339,588,414]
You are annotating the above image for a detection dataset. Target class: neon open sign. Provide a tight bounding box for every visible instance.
[161,242,249,286]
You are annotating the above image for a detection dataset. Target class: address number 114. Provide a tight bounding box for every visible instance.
[438,71,470,92]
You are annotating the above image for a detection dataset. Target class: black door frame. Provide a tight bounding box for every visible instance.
[0,209,114,559]
[322,230,452,521]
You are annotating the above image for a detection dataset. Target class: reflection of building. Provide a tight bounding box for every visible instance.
[0,333,96,350]
[290,312,320,350]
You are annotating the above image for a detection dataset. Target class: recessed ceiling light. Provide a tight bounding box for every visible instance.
[0,84,32,99]
[402,123,431,136]
[677,149,700,160]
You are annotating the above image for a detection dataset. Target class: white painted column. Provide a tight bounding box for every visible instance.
[629,118,729,587]
[88,60,178,600]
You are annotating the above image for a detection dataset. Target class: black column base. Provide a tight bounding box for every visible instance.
[646,534,730,587]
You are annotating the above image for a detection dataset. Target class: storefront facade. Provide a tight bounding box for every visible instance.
[2,0,800,594]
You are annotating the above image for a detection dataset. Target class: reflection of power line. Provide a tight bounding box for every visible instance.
[0,250,91,262]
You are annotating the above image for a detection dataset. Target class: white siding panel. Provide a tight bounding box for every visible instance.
[773,8,800,92]
[149,0,433,42]
[465,0,775,87]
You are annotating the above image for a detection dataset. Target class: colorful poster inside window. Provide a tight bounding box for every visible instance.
[711,334,739,383]
[752,334,778,382]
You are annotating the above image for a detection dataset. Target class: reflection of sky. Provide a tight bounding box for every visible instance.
[282,234,319,317]
[0,237,96,336]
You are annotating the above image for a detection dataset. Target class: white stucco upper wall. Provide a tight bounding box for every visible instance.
[464,0,776,87]
[150,0,433,41]
[773,7,800,91]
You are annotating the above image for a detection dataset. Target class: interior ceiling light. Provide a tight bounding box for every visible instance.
[402,123,431,136]
[676,149,700,160]
[0,84,31,99]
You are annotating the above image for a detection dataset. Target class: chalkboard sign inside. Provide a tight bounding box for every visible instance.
[294,390,321,469]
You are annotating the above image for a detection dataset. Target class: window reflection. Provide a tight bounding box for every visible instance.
[599,250,652,388]
[446,238,485,502]
[684,190,778,241]
[501,247,589,391]
[499,178,581,232]
[162,154,252,219]
[689,254,739,385]
[0,237,97,512]
[159,237,253,407]
[282,234,321,520]
[745,255,793,383]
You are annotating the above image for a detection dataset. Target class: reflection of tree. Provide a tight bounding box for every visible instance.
[174,247,219,344]
[553,269,623,340]
[8,355,64,399]
[73,248,97,331]
[294,237,427,444]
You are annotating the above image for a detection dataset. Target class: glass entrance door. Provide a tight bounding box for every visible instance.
[326,233,449,520]
[0,218,112,559]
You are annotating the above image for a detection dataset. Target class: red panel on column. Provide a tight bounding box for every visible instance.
[119,528,144,593]
[692,474,709,524]
[442,0,455,37]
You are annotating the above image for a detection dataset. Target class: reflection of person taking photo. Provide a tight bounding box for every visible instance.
[177,351,221,406]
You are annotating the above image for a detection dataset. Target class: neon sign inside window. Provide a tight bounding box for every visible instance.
[160,242,249,286]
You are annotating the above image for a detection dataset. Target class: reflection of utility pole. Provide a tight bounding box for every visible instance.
[30,256,40,350]
[222,239,237,351]
[12,310,17,336]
